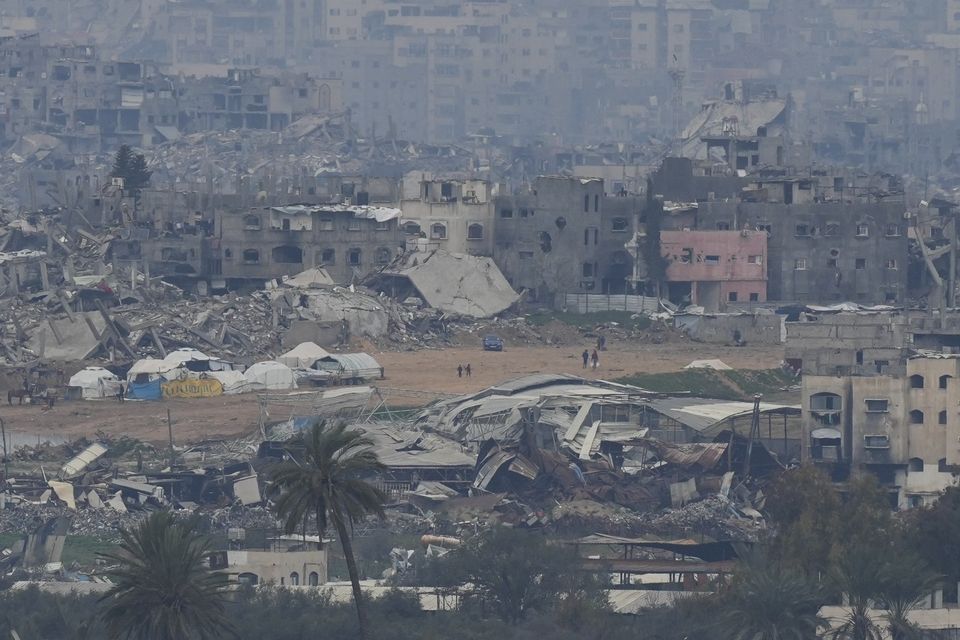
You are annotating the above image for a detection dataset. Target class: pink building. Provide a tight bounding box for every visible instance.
[660,230,767,311]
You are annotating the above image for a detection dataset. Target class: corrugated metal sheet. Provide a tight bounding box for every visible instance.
[645,397,799,433]
[657,442,728,469]
[60,442,108,479]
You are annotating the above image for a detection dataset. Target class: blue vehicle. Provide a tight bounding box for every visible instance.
[482,335,504,351]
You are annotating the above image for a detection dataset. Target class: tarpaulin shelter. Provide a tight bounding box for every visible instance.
[278,342,330,369]
[244,361,298,391]
[67,367,122,400]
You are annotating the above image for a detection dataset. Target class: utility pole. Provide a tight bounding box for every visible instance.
[742,394,762,478]
[167,408,175,469]
[0,416,7,481]
[668,62,685,157]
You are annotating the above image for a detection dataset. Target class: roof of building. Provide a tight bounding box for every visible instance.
[269,204,401,222]
[644,397,800,434]
[359,424,474,469]
[316,352,382,376]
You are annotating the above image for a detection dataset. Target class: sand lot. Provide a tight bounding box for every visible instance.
[0,339,783,446]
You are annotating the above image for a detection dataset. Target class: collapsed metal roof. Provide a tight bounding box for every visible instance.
[643,397,800,436]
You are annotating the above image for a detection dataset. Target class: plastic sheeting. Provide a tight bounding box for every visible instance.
[127,379,162,401]
[68,367,122,400]
[244,361,298,391]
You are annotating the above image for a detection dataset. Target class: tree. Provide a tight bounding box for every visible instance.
[98,511,233,640]
[453,526,608,625]
[904,486,960,602]
[829,545,885,640]
[765,465,840,578]
[269,421,387,640]
[719,554,825,640]
[110,144,152,194]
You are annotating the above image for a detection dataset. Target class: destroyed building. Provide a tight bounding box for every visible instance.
[493,176,644,302]
[689,175,909,305]
[659,229,767,311]
[367,248,519,318]
[399,177,497,256]
[214,204,404,287]
[787,306,960,506]
[803,353,960,508]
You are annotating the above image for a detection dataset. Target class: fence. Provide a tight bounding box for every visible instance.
[561,294,661,314]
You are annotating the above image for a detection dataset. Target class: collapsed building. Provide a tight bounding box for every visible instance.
[416,374,795,506]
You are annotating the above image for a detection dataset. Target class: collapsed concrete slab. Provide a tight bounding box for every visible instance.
[369,249,519,318]
[26,312,107,361]
[269,287,390,341]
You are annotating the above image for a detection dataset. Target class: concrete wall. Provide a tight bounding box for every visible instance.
[400,180,496,256]
[493,177,606,303]
[660,229,767,310]
[785,312,911,376]
[697,200,909,304]
[674,313,784,345]
[216,208,404,284]
[222,549,327,587]
[802,357,960,508]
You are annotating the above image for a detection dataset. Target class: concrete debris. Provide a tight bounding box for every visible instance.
[368,249,520,318]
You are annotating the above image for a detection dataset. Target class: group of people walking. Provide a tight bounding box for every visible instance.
[582,333,606,370]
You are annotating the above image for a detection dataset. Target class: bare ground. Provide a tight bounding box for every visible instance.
[0,340,783,446]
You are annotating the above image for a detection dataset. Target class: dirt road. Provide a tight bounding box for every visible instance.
[0,341,783,446]
[373,341,783,396]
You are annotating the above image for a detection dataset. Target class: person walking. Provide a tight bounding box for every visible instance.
[582,349,589,368]
[117,384,125,402]
[465,363,472,377]
[457,364,463,378]
[591,349,599,370]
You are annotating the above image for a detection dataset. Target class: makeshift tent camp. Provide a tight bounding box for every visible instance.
[68,367,122,400]
[278,342,330,369]
[244,361,298,391]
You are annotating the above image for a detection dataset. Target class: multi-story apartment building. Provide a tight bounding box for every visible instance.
[399,178,497,256]
[213,204,405,287]
[660,229,767,310]
[691,176,909,305]
[803,355,960,509]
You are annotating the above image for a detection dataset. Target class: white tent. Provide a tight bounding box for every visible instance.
[278,342,330,369]
[126,358,176,383]
[207,370,250,395]
[684,359,733,371]
[161,348,233,372]
[68,367,123,400]
[162,348,211,366]
[244,361,298,391]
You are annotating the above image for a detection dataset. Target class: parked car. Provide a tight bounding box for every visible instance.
[482,335,504,351]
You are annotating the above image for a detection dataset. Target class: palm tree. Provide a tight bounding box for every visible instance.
[719,554,826,640]
[98,511,233,640]
[830,546,885,640]
[269,420,387,639]
[879,550,941,640]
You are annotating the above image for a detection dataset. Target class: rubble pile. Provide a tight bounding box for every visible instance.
[142,129,475,195]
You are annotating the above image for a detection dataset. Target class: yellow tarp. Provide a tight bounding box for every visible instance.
[161,378,223,398]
